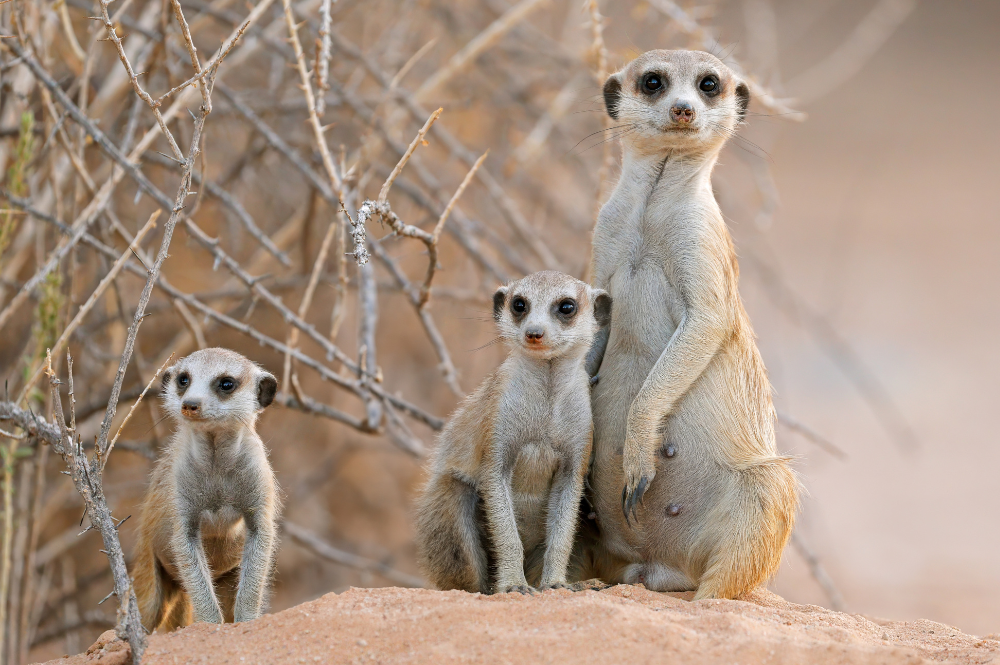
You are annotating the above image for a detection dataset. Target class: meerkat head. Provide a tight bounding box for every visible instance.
[492,271,611,361]
[161,348,277,430]
[603,50,749,155]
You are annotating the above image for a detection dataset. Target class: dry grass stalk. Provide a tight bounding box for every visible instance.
[106,352,174,467]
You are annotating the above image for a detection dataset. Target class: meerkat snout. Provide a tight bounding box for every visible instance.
[670,100,695,124]
[181,399,201,419]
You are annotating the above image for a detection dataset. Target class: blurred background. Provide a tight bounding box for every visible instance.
[1,0,998,661]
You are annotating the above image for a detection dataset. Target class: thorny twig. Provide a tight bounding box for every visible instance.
[44,353,147,663]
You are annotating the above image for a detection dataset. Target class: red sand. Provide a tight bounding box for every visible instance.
[41,586,1000,664]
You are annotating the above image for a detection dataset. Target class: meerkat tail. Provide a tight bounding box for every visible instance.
[132,534,163,631]
[692,457,799,600]
[415,474,489,592]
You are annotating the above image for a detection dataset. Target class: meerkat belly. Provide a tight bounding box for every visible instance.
[510,440,560,549]
[590,254,693,561]
[592,256,680,463]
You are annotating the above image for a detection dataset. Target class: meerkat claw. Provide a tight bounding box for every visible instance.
[622,476,650,526]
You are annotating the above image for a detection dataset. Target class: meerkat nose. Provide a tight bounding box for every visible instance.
[181,399,202,417]
[670,101,695,123]
[524,327,545,342]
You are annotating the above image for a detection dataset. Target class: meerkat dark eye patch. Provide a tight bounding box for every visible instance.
[699,74,720,96]
[641,72,665,95]
[215,376,239,397]
[510,296,529,322]
[554,298,577,323]
[177,373,190,392]
[257,374,277,409]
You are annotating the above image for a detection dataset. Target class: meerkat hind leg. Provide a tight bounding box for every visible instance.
[215,567,241,623]
[623,563,696,592]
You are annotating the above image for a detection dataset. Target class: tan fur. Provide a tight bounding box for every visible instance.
[583,50,798,599]
[133,348,280,631]
[415,272,611,593]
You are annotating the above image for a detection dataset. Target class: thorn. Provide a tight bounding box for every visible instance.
[116,514,131,529]
[130,247,150,271]
[98,589,116,605]
[154,150,183,164]
[187,107,198,122]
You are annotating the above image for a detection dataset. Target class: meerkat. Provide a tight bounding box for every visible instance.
[583,50,799,600]
[132,348,280,631]
[415,271,611,594]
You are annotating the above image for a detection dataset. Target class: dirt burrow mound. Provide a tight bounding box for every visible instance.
[41,586,1000,665]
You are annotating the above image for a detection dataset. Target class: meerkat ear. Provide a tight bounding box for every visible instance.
[257,373,277,409]
[735,81,750,122]
[161,369,173,392]
[492,286,509,322]
[603,74,622,120]
[592,289,612,328]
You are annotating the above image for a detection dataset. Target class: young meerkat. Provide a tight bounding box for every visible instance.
[416,271,611,594]
[133,348,280,631]
[584,50,798,599]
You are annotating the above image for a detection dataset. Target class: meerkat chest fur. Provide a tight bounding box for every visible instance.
[594,153,727,365]
[173,428,265,531]
[495,355,591,497]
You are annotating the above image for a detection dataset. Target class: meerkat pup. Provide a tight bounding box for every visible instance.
[415,271,611,594]
[133,348,280,631]
[584,50,798,599]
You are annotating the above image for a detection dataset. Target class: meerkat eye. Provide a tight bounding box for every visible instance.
[699,75,720,95]
[558,299,577,316]
[511,297,527,314]
[218,377,236,393]
[642,73,663,94]
[177,374,190,388]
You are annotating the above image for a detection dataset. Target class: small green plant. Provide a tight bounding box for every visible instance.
[0,111,36,269]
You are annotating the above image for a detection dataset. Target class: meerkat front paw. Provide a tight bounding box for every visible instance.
[622,431,657,525]
[194,605,224,625]
[496,582,538,595]
[538,581,571,591]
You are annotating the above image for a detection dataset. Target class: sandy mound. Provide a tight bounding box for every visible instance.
[41,586,1000,665]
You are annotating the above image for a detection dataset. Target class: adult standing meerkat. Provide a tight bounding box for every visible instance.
[585,50,798,599]
[133,348,280,631]
[416,271,611,594]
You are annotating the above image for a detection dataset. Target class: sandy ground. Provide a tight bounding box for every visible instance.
[40,586,1000,665]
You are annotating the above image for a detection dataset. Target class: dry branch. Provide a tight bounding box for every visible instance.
[647,0,805,120]
[283,520,425,588]
[43,354,146,663]
[790,530,846,612]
